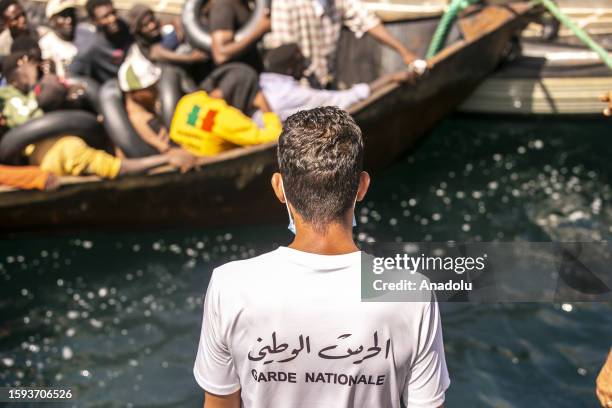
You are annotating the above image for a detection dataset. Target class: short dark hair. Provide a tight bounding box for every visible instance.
[278,106,364,228]
[264,43,301,74]
[2,50,27,79]
[0,0,18,18]
[10,34,41,61]
[86,0,113,19]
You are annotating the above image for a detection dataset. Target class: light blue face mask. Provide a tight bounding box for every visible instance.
[281,180,357,235]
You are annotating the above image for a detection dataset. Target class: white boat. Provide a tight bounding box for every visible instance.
[460,0,612,115]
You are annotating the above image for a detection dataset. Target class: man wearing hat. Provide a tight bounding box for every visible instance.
[119,55,173,153]
[38,0,78,78]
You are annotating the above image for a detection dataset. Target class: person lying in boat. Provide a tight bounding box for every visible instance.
[264,0,420,89]
[0,51,196,179]
[120,58,281,157]
[0,0,32,57]
[0,165,60,190]
[126,4,209,68]
[261,43,414,121]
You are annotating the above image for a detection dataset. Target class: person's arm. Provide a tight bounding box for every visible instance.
[340,0,418,65]
[268,71,411,114]
[148,44,209,65]
[119,149,196,175]
[367,24,418,65]
[68,46,92,77]
[209,5,270,65]
[0,165,54,190]
[203,390,241,408]
[118,155,169,175]
[368,71,414,93]
[128,109,171,153]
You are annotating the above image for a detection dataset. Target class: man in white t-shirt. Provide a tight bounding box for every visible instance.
[38,0,78,78]
[193,106,450,407]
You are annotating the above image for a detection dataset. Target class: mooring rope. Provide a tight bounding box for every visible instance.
[426,0,612,71]
[425,0,479,59]
[535,0,612,70]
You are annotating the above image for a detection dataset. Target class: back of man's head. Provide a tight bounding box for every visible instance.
[278,106,364,229]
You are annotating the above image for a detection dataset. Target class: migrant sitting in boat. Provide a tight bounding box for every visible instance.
[69,0,132,84]
[0,0,31,57]
[0,51,195,178]
[38,0,79,79]
[126,4,209,69]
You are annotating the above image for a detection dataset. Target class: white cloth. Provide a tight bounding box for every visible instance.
[38,30,78,79]
[260,73,371,121]
[118,45,161,92]
[194,247,450,408]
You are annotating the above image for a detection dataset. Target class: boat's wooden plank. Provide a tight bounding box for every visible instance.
[460,76,612,114]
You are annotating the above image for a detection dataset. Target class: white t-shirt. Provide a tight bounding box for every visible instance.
[38,30,78,79]
[194,247,450,407]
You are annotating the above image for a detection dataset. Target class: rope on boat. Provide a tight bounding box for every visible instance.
[534,0,612,70]
[425,0,479,59]
[426,0,612,72]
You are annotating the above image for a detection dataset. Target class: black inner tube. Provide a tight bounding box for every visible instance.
[69,76,102,114]
[159,65,188,130]
[0,110,107,164]
[99,80,159,158]
[182,0,267,52]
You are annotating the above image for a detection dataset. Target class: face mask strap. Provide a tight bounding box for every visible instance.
[280,178,296,234]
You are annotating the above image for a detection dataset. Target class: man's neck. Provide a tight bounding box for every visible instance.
[288,222,359,255]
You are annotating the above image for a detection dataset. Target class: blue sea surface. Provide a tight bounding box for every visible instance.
[1,117,611,407]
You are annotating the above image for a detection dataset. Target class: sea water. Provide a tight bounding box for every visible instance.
[1,117,611,407]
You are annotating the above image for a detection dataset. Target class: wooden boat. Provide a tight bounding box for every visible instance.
[460,0,612,115]
[0,2,536,233]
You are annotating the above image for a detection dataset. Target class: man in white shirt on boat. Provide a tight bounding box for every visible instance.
[193,106,450,407]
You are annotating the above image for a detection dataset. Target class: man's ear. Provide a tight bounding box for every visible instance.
[356,171,370,202]
[271,172,286,203]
